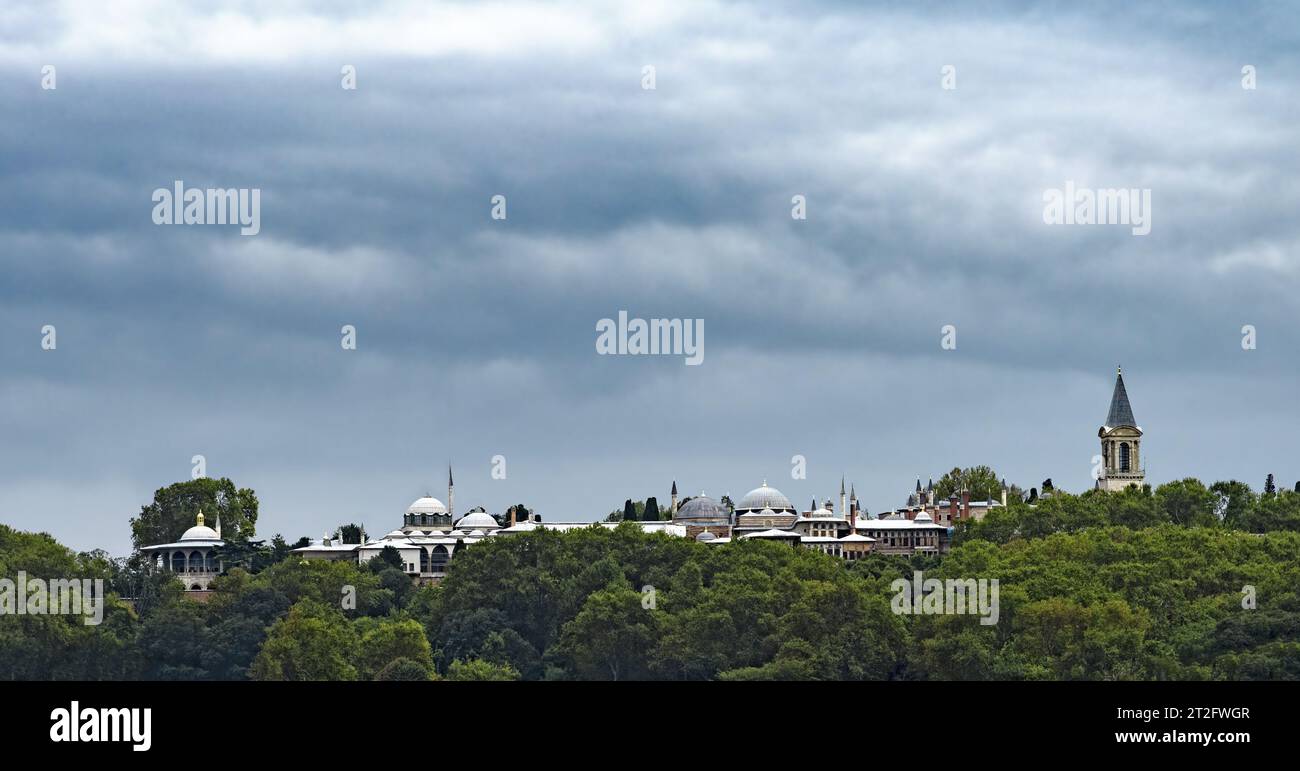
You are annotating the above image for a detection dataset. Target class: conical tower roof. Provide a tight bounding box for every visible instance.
[1105,367,1136,427]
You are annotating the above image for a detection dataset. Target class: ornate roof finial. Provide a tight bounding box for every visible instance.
[196,509,204,527]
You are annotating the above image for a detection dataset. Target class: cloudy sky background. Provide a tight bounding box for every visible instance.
[2,1,1298,554]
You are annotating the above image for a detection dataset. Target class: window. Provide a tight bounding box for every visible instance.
[430,545,450,573]
[1120,442,1131,472]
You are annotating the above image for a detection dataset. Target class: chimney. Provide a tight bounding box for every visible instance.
[948,493,959,523]
[961,487,970,520]
[509,506,517,527]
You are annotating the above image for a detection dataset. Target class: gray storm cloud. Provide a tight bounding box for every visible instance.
[1,0,1297,553]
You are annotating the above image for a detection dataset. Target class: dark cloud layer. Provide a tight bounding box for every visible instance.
[1,1,1297,553]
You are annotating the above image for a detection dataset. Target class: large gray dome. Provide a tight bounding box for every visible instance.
[675,495,728,522]
[736,482,795,513]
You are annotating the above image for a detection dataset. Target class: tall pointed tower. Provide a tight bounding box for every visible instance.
[1098,366,1144,492]
[447,464,455,519]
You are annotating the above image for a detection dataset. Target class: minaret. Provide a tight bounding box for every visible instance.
[839,477,846,519]
[849,484,858,534]
[671,481,678,515]
[1098,365,1144,492]
[1000,479,1008,507]
[448,464,455,519]
[214,512,222,539]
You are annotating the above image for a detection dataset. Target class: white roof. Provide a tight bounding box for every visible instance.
[856,518,946,530]
[142,538,222,551]
[292,541,359,554]
[741,528,801,539]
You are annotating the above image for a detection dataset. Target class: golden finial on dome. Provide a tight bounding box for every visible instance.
[196,509,205,527]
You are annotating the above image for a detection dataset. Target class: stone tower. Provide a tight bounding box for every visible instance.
[1098,366,1144,492]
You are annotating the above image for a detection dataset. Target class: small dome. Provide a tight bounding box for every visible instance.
[914,511,934,523]
[384,529,407,539]
[737,483,795,513]
[675,495,726,521]
[811,507,835,518]
[695,531,717,542]
[407,496,448,515]
[179,524,219,541]
[759,507,777,517]
[456,510,499,530]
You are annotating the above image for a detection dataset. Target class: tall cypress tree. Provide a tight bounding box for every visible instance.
[644,497,660,522]
[623,499,637,522]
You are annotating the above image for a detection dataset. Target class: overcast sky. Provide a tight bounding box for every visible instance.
[2,1,1298,555]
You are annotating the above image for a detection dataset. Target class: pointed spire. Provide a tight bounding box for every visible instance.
[671,480,677,494]
[1105,366,1136,427]
[448,463,454,487]
[840,476,845,495]
[915,478,922,492]
[850,484,857,501]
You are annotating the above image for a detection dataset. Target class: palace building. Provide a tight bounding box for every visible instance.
[141,510,225,591]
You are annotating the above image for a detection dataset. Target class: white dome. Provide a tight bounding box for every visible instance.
[737,483,794,513]
[456,511,499,530]
[914,511,934,523]
[811,507,835,518]
[180,524,220,541]
[408,496,448,515]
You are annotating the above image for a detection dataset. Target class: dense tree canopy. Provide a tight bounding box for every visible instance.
[5,473,1300,681]
[130,477,259,549]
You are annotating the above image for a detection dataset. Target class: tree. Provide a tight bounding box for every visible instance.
[130,477,258,550]
[445,659,521,681]
[337,523,366,544]
[357,619,434,679]
[1265,474,1277,496]
[1155,479,1218,527]
[935,466,1003,502]
[623,499,638,522]
[644,497,660,522]
[1210,481,1256,527]
[376,657,437,681]
[551,584,659,680]
[369,545,405,572]
[250,601,359,681]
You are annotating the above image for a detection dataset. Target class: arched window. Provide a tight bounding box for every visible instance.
[1120,442,1131,472]
[419,549,430,573]
[188,551,203,572]
[171,552,185,572]
[430,545,450,573]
